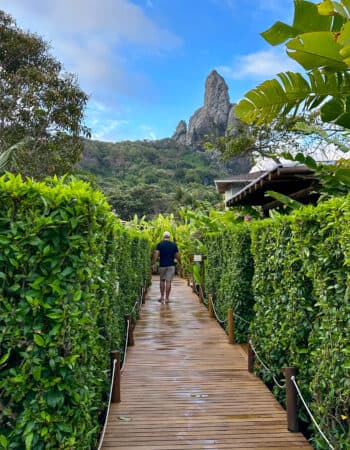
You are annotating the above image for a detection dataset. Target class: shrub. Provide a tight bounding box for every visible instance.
[250,197,350,449]
[203,224,254,342]
[0,174,150,449]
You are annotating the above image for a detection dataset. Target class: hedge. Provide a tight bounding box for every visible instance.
[250,197,350,450]
[203,224,254,342]
[0,174,150,449]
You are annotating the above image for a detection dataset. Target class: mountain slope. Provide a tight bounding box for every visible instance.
[79,138,249,219]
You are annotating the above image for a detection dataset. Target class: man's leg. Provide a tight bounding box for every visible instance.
[165,267,175,302]
[165,280,172,302]
[160,279,165,302]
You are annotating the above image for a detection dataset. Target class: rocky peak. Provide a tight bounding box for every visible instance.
[172,120,187,145]
[172,70,240,150]
[204,70,230,112]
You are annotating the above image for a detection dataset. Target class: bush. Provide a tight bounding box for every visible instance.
[203,224,254,342]
[250,197,350,450]
[0,174,150,449]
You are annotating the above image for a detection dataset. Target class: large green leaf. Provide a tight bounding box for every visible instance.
[287,32,347,70]
[265,190,304,210]
[262,0,334,46]
[321,95,350,126]
[261,22,299,46]
[235,69,350,127]
[338,21,350,64]
[318,0,350,19]
[294,0,334,31]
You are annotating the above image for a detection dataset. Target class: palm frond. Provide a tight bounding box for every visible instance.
[235,70,350,128]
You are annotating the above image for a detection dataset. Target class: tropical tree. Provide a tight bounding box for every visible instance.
[235,0,350,129]
[229,0,350,196]
[0,10,89,179]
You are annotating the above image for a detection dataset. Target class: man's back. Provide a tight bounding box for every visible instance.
[156,240,178,267]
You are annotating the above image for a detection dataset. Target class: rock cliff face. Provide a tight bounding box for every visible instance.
[172,120,187,145]
[173,70,243,149]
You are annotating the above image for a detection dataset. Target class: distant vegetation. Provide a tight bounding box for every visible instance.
[78,138,246,219]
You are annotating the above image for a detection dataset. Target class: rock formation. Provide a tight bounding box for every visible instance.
[172,120,187,145]
[173,70,244,149]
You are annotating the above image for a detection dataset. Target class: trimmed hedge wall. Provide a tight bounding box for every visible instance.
[202,198,349,449]
[0,175,150,449]
[203,224,254,343]
[250,197,349,450]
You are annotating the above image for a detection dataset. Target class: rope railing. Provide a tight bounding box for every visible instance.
[207,294,252,326]
[208,295,227,325]
[122,289,144,372]
[97,285,146,449]
[232,310,250,325]
[120,318,130,373]
[206,294,282,388]
[197,284,336,448]
[291,376,335,450]
[248,339,285,389]
[206,294,285,387]
[131,297,139,314]
[96,358,117,450]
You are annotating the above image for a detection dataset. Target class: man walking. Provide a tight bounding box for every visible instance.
[153,231,181,304]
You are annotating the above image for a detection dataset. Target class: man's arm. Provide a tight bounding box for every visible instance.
[152,249,160,264]
[175,252,181,263]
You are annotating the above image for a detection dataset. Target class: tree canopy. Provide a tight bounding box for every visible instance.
[0,10,89,179]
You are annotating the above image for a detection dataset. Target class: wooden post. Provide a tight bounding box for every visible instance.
[110,351,121,403]
[141,286,146,304]
[227,309,234,344]
[125,315,134,346]
[198,286,204,303]
[208,294,214,318]
[248,340,255,373]
[285,367,299,432]
[135,299,140,320]
[187,278,190,286]
[200,258,205,301]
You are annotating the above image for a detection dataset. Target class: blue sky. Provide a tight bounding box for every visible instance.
[0,0,299,142]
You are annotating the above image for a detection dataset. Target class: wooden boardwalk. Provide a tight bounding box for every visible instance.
[102,276,312,450]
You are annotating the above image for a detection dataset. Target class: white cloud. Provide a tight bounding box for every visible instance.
[91,119,129,141]
[0,0,181,99]
[2,0,181,48]
[218,49,300,80]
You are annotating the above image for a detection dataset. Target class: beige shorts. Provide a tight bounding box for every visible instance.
[159,266,175,282]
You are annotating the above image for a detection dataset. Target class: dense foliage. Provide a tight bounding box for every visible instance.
[0,11,89,179]
[0,175,150,449]
[203,226,254,342]
[236,0,350,130]
[78,138,242,219]
[250,198,350,449]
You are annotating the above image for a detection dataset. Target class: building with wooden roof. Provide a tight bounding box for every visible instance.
[215,164,320,216]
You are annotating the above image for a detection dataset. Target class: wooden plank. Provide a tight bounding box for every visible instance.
[101,276,312,449]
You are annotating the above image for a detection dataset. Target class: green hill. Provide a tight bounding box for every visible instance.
[79,138,250,219]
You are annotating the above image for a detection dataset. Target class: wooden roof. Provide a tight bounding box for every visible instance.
[225,165,319,212]
[214,172,265,194]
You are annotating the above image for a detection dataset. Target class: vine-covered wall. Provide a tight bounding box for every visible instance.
[203,224,254,343]
[250,197,349,450]
[0,175,150,449]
